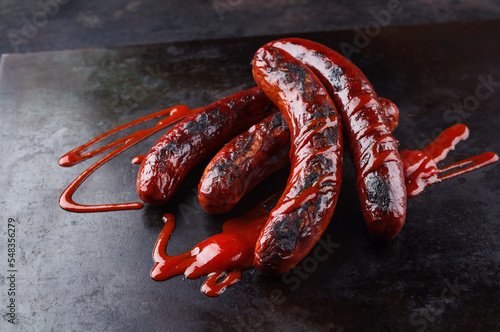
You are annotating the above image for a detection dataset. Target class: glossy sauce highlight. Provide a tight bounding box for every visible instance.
[151,206,269,297]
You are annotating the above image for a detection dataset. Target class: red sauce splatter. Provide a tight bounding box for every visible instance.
[58,105,201,212]
[59,101,498,297]
[151,205,270,297]
[400,124,498,197]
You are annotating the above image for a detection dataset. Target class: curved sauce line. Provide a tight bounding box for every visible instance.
[58,105,201,212]
[152,206,270,297]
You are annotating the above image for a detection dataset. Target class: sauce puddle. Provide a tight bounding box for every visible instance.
[152,204,270,297]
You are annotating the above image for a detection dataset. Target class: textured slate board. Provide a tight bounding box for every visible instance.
[0,20,499,331]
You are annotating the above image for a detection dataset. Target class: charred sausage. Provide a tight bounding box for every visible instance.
[252,46,343,276]
[198,112,290,214]
[268,38,406,241]
[137,87,274,206]
[197,96,399,215]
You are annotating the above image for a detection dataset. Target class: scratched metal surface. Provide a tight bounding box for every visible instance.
[0,20,499,331]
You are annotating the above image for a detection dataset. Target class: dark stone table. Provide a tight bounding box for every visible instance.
[0,2,499,331]
[1,19,500,331]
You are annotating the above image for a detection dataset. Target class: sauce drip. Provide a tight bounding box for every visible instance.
[152,205,270,297]
[400,124,498,197]
[58,105,200,212]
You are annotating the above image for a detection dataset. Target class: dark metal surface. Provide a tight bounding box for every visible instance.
[2,0,500,55]
[1,20,499,331]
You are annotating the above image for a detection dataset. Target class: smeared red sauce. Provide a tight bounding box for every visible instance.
[151,205,269,297]
[58,105,200,212]
[400,124,498,197]
[58,97,498,297]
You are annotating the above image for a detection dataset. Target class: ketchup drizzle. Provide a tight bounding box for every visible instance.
[59,101,498,297]
[151,206,269,297]
[400,124,498,197]
[58,105,200,212]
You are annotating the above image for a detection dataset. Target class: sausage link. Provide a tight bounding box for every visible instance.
[137,87,274,206]
[198,112,290,214]
[252,46,343,276]
[269,38,406,241]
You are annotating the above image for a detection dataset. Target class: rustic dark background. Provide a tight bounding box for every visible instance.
[1,2,500,332]
[1,0,500,55]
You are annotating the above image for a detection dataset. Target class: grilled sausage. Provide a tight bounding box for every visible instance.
[268,38,406,241]
[137,87,274,206]
[252,46,343,276]
[198,112,290,214]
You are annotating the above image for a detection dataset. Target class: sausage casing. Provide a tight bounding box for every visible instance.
[269,38,406,241]
[137,87,274,206]
[198,112,290,214]
[197,96,399,216]
[252,46,343,276]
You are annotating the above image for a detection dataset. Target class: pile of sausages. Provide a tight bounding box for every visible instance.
[136,38,407,276]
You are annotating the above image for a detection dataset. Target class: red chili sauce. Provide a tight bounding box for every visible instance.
[400,124,498,197]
